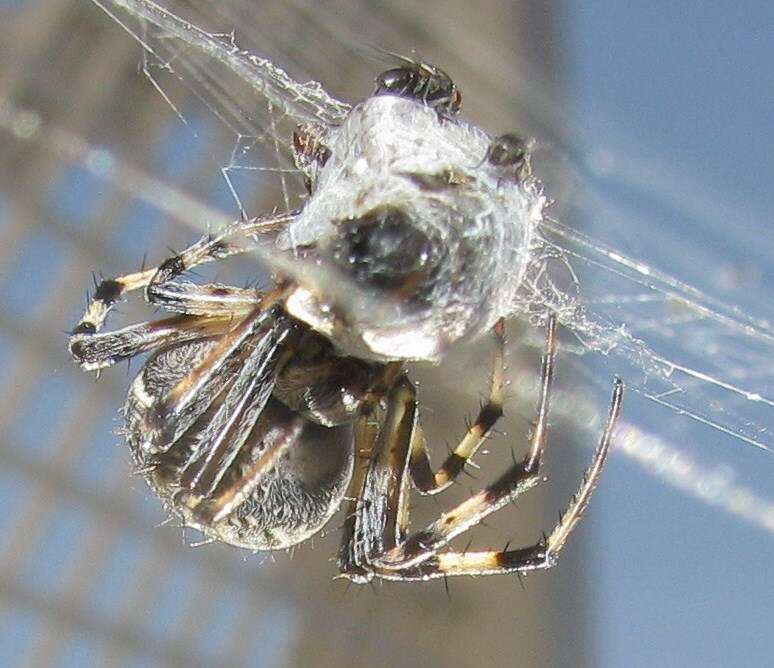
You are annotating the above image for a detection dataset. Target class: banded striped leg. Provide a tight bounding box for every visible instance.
[337,375,417,581]
[168,317,301,527]
[337,417,381,580]
[70,209,296,338]
[123,309,303,542]
[69,280,269,372]
[339,317,623,581]
[132,306,293,468]
[137,305,290,455]
[339,319,528,580]
[70,312,247,371]
[375,379,624,581]
[372,316,556,572]
[183,412,305,529]
[339,319,530,581]
[409,318,507,495]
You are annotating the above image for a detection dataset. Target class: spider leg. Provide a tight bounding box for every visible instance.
[69,314,235,371]
[372,316,556,570]
[183,413,304,528]
[138,303,289,455]
[339,317,508,579]
[127,316,306,544]
[144,282,262,317]
[338,316,621,582]
[369,379,624,581]
[337,375,416,581]
[168,323,300,525]
[337,416,380,580]
[70,273,267,371]
[338,318,531,582]
[408,318,506,495]
[70,209,296,337]
[336,361,408,578]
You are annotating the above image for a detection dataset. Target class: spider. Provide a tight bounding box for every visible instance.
[68,59,623,583]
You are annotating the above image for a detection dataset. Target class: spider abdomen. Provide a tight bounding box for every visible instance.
[124,338,354,551]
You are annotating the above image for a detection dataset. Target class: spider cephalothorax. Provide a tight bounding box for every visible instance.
[69,60,622,582]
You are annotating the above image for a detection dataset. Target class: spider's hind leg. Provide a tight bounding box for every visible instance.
[370,316,558,574]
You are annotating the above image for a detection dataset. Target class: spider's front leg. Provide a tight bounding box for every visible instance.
[68,211,296,370]
[68,313,236,372]
[69,210,295,338]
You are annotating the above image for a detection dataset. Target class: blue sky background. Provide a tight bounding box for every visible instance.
[565,2,774,666]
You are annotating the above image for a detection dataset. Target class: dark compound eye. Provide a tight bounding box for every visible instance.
[330,205,435,296]
[486,133,528,168]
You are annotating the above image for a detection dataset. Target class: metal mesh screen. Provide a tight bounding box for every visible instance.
[0,2,587,667]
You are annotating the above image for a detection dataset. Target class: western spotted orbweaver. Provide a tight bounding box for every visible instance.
[68,58,623,583]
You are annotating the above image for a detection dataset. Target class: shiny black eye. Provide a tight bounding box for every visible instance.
[486,133,528,168]
[330,206,434,295]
